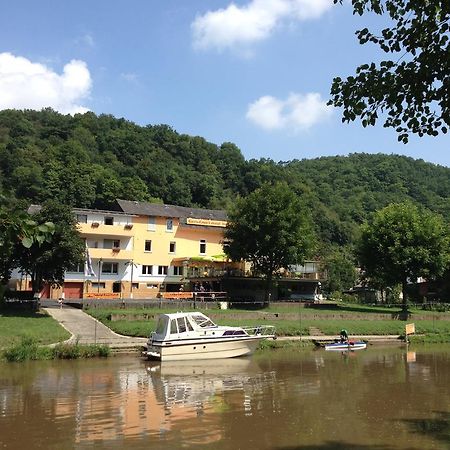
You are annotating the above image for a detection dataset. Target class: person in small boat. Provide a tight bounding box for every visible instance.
[339,329,349,343]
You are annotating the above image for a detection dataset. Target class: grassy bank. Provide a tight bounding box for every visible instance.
[86,304,450,343]
[2,336,110,362]
[0,308,71,350]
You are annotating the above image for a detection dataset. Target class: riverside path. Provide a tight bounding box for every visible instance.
[43,302,147,350]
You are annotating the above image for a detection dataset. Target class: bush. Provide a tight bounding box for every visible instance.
[3,336,51,362]
[2,337,111,362]
[51,343,110,359]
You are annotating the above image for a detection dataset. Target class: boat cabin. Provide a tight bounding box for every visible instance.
[153,312,218,340]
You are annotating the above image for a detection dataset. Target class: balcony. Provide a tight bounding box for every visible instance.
[78,222,135,237]
[88,248,132,260]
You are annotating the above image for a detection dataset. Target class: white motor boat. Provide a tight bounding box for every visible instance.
[144,311,276,361]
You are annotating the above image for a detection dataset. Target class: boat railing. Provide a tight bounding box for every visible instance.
[242,325,276,337]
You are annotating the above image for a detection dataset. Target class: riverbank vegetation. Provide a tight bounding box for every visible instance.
[85,303,450,343]
[2,336,110,362]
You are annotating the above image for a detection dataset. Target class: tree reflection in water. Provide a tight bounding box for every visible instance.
[402,411,450,444]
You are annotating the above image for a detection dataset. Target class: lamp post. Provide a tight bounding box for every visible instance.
[126,259,137,299]
[130,259,134,299]
[97,258,103,293]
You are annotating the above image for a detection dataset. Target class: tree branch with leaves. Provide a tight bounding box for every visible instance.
[330,0,450,142]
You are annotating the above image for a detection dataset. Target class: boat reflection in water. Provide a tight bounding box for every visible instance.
[142,358,276,446]
[147,358,271,403]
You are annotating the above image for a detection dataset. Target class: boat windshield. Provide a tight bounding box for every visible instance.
[155,317,167,335]
[190,314,216,328]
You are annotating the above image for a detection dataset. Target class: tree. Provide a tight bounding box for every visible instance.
[223,182,316,301]
[330,1,450,142]
[13,202,85,294]
[323,247,358,294]
[357,202,450,311]
[0,198,56,289]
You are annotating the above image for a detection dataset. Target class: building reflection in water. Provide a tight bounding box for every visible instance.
[53,357,279,446]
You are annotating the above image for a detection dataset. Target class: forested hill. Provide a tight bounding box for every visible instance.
[1,109,449,247]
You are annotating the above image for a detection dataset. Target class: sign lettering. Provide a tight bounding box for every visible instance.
[186,218,227,228]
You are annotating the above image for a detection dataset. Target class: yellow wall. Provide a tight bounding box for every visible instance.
[132,216,225,266]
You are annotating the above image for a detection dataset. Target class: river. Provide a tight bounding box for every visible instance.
[0,345,449,449]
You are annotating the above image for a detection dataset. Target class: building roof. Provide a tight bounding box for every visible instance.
[116,199,227,221]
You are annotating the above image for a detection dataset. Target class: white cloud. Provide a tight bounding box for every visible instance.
[246,92,332,131]
[192,0,333,51]
[0,52,92,114]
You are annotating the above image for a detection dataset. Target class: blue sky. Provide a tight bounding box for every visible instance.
[1,0,449,167]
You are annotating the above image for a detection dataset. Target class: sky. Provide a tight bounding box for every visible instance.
[1,0,449,167]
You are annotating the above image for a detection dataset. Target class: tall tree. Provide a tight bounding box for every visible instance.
[330,1,450,142]
[357,202,450,311]
[14,202,84,294]
[0,198,55,289]
[223,182,315,301]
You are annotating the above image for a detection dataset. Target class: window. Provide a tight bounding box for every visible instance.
[169,241,176,253]
[177,317,187,333]
[173,266,183,276]
[104,216,114,225]
[199,239,206,254]
[158,265,168,275]
[147,216,156,231]
[131,283,139,289]
[104,239,120,249]
[142,265,153,275]
[166,218,173,232]
[144,240,152,252]
[170,320,177,335]
[92,282,106,289]
[76,214,87,223]
[101,262,118,274]
[191,314,216,328]
[146,283,158,289]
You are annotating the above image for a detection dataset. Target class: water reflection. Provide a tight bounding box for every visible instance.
[0,346,449,450]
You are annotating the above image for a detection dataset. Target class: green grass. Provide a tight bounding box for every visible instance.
[2,336,111,362]
[86,305,450,340]
[0,309,71,350]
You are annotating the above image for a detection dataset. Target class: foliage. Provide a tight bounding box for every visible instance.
[2,336,110,362]
[0,196,55,286]
[1,109,450,258]
[357,202,450,309]
[330,1,450,142]
[13,201,85,293]
[223,182,316,299]
[322,247,358,293]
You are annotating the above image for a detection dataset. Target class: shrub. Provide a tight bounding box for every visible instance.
[3,336,51,362]
[2,337,111,362]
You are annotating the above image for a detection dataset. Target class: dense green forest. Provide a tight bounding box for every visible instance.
[1,108,450,251]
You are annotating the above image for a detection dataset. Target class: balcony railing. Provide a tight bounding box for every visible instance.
[185,267,326,280]
[78,222,135,237]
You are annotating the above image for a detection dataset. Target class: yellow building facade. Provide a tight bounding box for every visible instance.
[55,200,230,299]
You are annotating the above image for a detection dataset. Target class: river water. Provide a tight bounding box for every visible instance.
[0,345,448,450]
